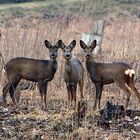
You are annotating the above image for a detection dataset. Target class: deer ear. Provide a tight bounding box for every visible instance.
[69,40,76,49]
[45,40,51,48]
[57,39,65,49]
[80,40,87,49]
[90,40,96,49]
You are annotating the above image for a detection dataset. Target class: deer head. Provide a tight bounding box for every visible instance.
[58,40,76,60]
[45,40,60,60]
[80,40,97,59]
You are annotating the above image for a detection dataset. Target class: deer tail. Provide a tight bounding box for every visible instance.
[125,69,135,77]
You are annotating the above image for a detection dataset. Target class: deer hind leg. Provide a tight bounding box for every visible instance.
[9,80,20,105]
[126,77,140,103]
[3,82,11,104]
[79,79,84,99]
[94,83,103,110]
[3,75,20,104]
[115,79,131,111]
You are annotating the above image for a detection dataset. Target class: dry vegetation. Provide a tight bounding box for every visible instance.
[0,0,140,139]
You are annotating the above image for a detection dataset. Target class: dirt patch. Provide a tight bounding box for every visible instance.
[0,100,140,140]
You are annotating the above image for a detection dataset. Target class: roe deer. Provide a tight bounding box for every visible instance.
[3,40,60,109]
[80,40,140,111]
[59,40,84,109]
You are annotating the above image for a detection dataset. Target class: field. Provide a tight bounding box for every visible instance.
[0,0,140,139]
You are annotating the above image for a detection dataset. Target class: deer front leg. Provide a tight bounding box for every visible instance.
[38,81,44,109]
[98,84,103,109]
[94,83,103,110]
[66,84,71,109]
[72,84,77,110]
[79,79,84,100]
[43,82,48,109]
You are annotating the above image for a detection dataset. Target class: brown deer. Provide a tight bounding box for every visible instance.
[58,40,84,109]
[3,40,61,109]
[80,40,140,111]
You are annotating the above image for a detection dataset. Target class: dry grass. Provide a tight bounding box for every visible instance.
[0,16,140,139]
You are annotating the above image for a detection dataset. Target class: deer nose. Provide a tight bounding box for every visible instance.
[66,54,70,57]
[51,54,56,58]
[86,54,91,58]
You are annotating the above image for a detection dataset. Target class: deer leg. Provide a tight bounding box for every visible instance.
[79,79,84,100]
[3,82,11,104]
[66,84,71,108]
[43,82,48,108]
[98,84,103,110]
[38,81,44,109]
[115,80,131,111]
[3,75,20,105]
[94,84,103,110]
[9,77,20,105]
[68,89,71,108]
[70,87,73,104]
[9,82,19,106]
[127,77,140,103]
[73,85,77,110]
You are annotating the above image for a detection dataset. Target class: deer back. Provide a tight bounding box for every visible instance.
[5,57,57,82]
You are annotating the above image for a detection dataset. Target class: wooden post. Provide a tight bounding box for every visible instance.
[81,20,105,54]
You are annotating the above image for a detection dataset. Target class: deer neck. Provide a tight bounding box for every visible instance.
[49,59,58,72]
[65,59,72,73]
[86,58,95,73]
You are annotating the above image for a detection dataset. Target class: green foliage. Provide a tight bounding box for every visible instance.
[0,0,45,4]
